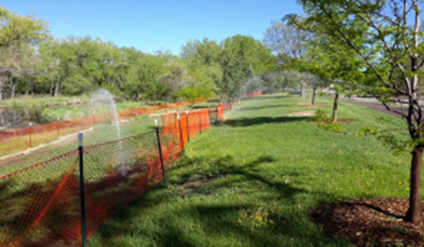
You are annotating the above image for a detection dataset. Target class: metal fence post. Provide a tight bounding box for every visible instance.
[199,112,202,134]
[92,111,96,125]
[186,110,190,142]
[177,113,185,153]
[154,120,167,185]
[215,107,219,125]
[78,133,88,247]
[57,117,60,137]
[28,122,32,149]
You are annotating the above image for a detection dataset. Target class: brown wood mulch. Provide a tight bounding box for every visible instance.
[336,119,355,123]
[311,198,424,247]
[344,100,406,118]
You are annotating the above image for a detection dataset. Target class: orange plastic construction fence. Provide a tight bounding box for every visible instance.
[217,102,225,122]
[0,104,225,247]
[246,91,263,98]
[0,99,200,157]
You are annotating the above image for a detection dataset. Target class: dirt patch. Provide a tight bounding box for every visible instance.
[311,198,424,247]
[337,119,355,123]
[287,111,315,117]
[299,104,326,108]
[178,175,217,195]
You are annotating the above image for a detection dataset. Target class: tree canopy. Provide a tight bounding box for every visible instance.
[0,7,280,102]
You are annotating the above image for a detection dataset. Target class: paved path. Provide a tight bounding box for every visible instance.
[344,99,407,118]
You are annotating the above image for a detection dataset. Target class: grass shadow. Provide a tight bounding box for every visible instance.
[236,104,292,112]
[224,116,309,127]
[243,95,290,101]
[85,154,354,246]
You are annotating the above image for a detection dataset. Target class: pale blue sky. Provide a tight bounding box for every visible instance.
[2,1,303,54]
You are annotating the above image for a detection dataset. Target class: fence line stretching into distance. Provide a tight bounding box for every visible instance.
[0,91,262,247]
[0,99,202,157]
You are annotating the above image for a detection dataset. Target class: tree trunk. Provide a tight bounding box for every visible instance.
[50,80,54,96]
[54,80,60,98]
[404,55,422,223]
[0,78,3,101]
[11,84,16,100]
[300,82,306,97]
[406,146,423,223]
[25,79,30,96]
[312,87,317,105]
[331,92,339,123]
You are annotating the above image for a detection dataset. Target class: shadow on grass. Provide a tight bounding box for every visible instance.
[224,116,309,127]
[236,104,292,112]
[89,155,351,247]
[243,94,289,101]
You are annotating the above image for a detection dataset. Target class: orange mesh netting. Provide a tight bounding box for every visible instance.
[0,150,81,247]
[179,112,189,147]
[0,104,223,246]
[246,91,262,98]
[0,131,172,247]
[217,102,225,122]
[0,99,204,157]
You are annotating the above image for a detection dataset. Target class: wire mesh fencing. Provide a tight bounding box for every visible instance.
[0,100,200,157]
[0,150,81,247]
[0,98,249,246]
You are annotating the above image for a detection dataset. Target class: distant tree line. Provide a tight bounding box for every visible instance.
[0,6,310,103]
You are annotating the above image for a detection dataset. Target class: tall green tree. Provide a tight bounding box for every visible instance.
[218,35,276,100]
[180,38,223,101]
[296,0,424,223]
[0,7,47,100]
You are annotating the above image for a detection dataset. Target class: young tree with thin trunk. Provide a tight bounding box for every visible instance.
[296,0,424,223]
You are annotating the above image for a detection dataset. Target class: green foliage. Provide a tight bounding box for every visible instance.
[311,109,329,122]
[312,109,344,133]
[0,5,280,104]
[355,127,413,155]
[217,35,277,99]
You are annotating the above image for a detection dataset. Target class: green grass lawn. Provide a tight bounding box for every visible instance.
[0,98,214,174]
[0,114,157,175]
[85,94,414,247]
[41,101,149,120]
[0,95,91,107]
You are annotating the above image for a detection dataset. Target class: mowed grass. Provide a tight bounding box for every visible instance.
[0,95,91,107]
[85,94,414,247]
[0,114,157,175]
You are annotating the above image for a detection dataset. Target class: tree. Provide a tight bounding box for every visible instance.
[179,39,222,102]
[217,35,276,100]
[124,53,167,101]
[298,31,364,119]
[296,0,424,223]
[0,7,47,100]
[263,19,310,64]
[264,20,313,97]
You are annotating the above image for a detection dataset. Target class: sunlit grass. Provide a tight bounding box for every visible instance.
[87,94,413,247]
[0,115,156,175]
[0,95,91,107]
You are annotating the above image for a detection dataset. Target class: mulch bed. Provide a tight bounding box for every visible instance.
[311,198,424,246]
[336,119,355,123]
